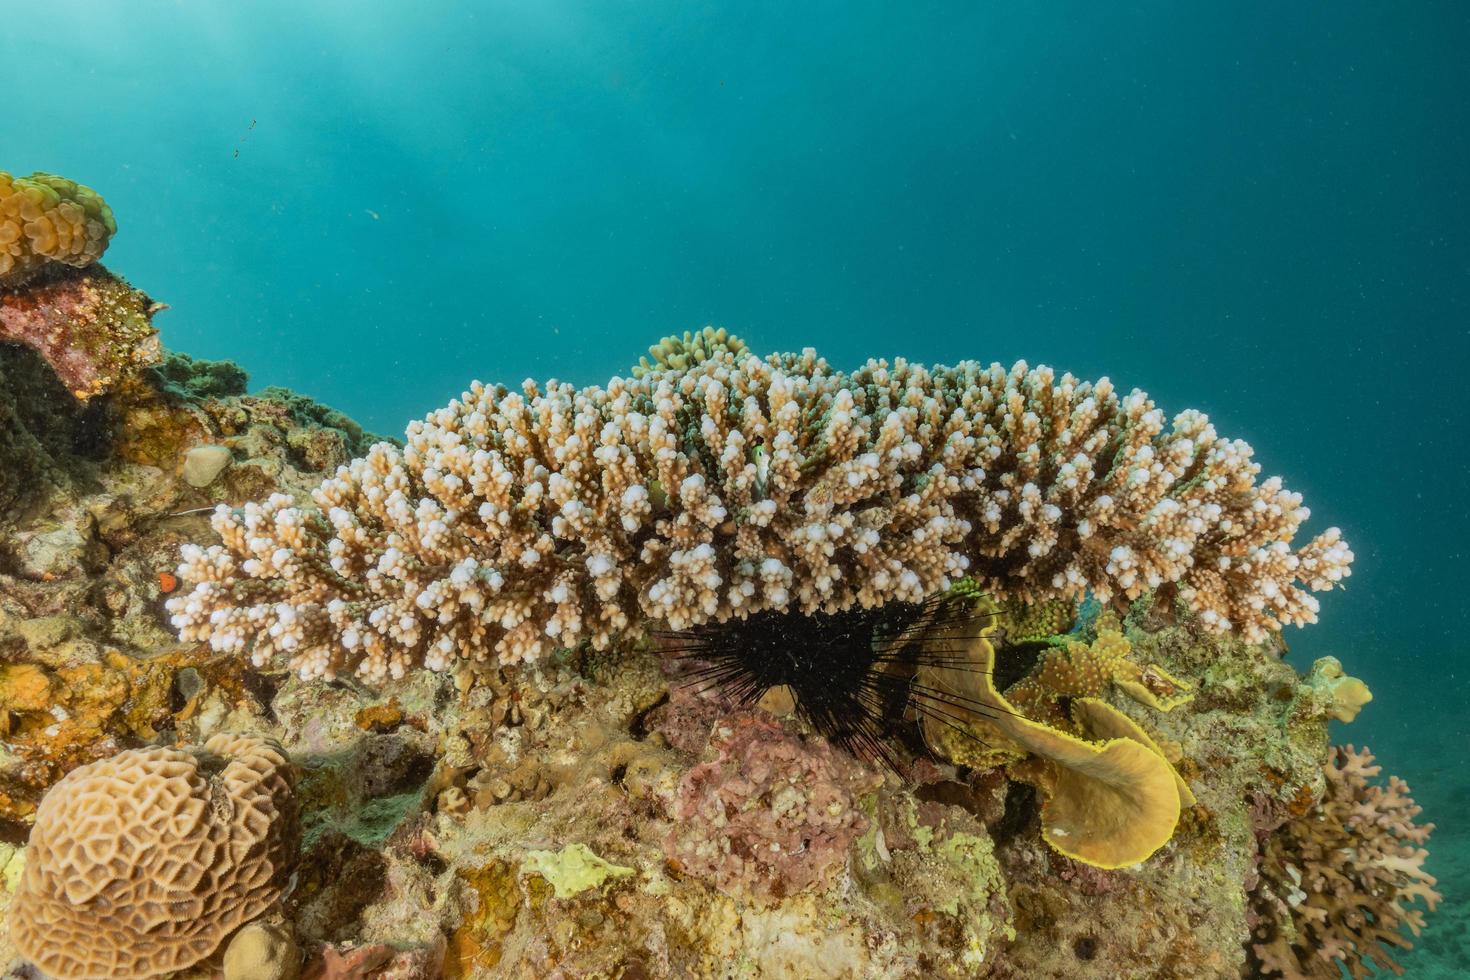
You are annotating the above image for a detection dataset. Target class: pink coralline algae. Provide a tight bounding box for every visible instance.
[0,265,161,398]
[664,711,878,900]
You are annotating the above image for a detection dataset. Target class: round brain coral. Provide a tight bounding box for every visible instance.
[0,171,116,288]
[10,734,299,980]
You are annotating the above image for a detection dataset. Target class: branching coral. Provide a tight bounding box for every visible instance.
[632,325,748,378]
[0,171,116,287]
[168,347,1352,682]
[1250,745,1439,978]
[11,734,299,980]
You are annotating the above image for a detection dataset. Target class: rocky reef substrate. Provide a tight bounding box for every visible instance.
[0,285,1437,978]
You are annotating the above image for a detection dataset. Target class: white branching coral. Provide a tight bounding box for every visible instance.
[168,349,1351,682]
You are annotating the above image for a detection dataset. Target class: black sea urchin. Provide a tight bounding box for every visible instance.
[656,596,1004,768]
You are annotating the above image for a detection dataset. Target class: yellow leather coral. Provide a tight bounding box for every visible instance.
[1304,655,1373,723]
[1005,610,1195,725]
[916,602,1191,869]
[0,171,116,287]
[10,734,298,980]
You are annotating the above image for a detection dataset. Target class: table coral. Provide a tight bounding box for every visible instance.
[0,171,115,287]
[10,734,299,979]
[1250,745,1439,979]
[169,346,1352,683]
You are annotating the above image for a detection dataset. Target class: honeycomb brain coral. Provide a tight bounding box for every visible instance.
[0,171,116,287]
[10,734,298,980]
[169,348,1352,682]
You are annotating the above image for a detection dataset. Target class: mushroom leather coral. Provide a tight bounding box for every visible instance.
[0,171,115,287]
[10,734,299,980]
[917,602,1189,869]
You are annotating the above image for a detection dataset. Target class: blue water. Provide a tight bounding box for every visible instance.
[6,2,1467,971]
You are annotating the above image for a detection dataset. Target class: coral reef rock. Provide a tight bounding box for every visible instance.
[0,265,161,400]
[0,213,1434,979]
[0,343,396,829]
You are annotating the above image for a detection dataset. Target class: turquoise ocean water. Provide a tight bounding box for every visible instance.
[5,2,1467,972]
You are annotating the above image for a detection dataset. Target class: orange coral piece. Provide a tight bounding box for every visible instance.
[0,171,115,287]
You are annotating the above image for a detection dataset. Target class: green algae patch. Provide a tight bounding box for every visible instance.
[522,843,634,899]
[935,831,1014,966]
[934,832,1002,916]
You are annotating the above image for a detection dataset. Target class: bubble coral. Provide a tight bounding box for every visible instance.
[0,171,116,287]
[168,347,1352,683]
[1250,745,1439,979]
[10,734,299,980]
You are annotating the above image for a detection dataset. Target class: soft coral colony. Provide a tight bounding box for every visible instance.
[168,346,1352,682]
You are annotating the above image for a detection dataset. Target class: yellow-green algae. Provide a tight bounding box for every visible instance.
[521,842,634,899]
[0,843,24,892]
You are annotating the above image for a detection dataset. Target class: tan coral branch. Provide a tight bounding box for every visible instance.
[169,348,1352,682]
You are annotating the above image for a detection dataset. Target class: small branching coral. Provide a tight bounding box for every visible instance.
[169,346,1351,682]
[1250,745,1439,978]
[0,171,116,287]
[1004,609,1195,725]
[632,325,748,378]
